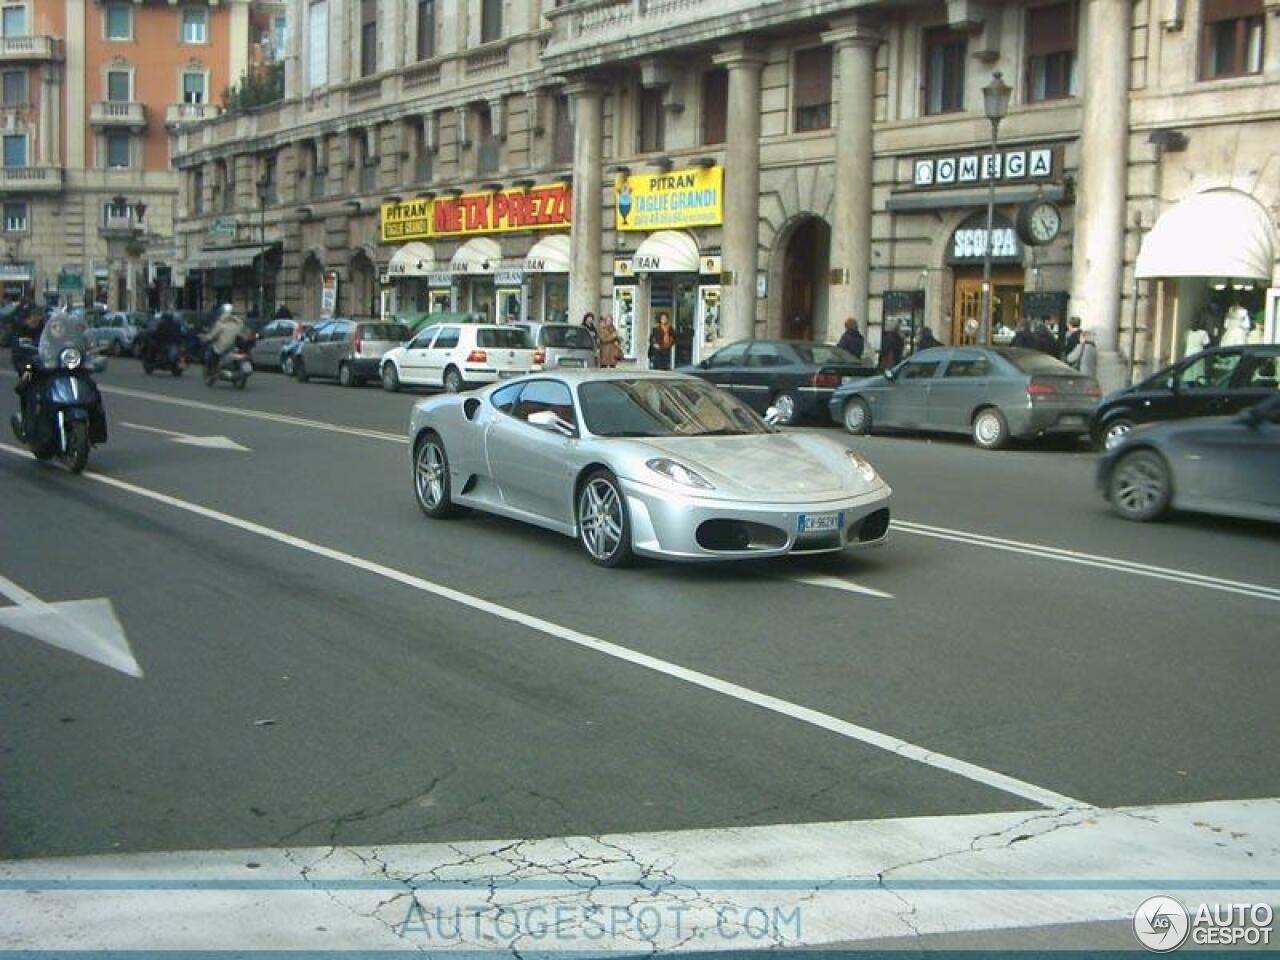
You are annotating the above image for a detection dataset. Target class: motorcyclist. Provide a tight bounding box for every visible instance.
[11,310,87,440]
[203,303,245,378]
[145,311,182,366]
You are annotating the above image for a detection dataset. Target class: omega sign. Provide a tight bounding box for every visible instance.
[912,147,1058,190]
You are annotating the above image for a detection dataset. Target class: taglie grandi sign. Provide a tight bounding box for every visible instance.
[615,166,724,232]
[381,183,571,243]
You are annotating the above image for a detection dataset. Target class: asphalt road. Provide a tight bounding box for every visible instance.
[2,355,1277,876]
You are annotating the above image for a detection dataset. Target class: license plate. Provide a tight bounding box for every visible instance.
[240,361,253,373]
[498,370,519,378]
[798,512,842,533]
[1059,415,1084,426]
[559,358,584,368]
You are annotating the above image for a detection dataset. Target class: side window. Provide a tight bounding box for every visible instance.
[1179,351,1240,388]
[943,352,991,377]
[1237,353,1279,389]
[490,381,523,414]
[900,359,942,380]
[434,326,460,350]
[746,342,785,368]
[513,379,576,426]
[708,342,749,368]
[412,325,438,349]
[310,323,331,341]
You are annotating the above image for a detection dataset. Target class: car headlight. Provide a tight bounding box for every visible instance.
[59,348,83,370]
[646,458,715,490]
[845,449,879,483]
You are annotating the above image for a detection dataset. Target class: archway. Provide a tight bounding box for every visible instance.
[778,216,830,341]
[349,250,378,317]
[301,254,324,320]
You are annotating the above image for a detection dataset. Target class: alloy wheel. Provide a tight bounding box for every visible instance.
[415,440,446,511]
[1104,420,1133,450]
[1110,450,1170,521]
[578,475,627,564]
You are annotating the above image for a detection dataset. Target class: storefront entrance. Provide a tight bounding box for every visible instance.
[781,217,831,341]
[951,268,1026,345]
[650,274,699,367]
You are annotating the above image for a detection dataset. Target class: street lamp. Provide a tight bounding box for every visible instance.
[978,71,1011,344]
[256,174,270,322]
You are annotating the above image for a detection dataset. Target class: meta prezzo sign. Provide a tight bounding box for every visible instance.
[909,146,1060,190]
[381,183,571,243]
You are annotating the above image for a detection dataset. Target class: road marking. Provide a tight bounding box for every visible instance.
[790,574,895,599]
[893,519,1280,604]
[1,797,1275,951]
[120,421,252,452]
[0,573,142,678]
[0,441,1082,811]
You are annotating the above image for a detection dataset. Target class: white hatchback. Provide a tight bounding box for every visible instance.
[381,323,537,393]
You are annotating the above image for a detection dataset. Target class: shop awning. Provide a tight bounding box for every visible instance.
[450,237,502,275]
[184,245,275,271]
[1136,189,1274,281]
[388,241,437,277]
[633,230,699,273]
[523,234,571,273]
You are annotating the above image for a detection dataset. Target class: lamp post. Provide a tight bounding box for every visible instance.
[256,175,270,322]
[978,71,1011,344]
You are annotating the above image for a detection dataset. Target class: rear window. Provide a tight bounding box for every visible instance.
[1001,349,1075,375]
[792,344,858,365]
[359,324,409,341]
[477,328,532,349]
[540,326,596,350]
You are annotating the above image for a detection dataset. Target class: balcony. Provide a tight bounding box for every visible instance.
[0,166,64,193]
[165,102,222,131]
[90,100,147,131]
[0,36,60,63]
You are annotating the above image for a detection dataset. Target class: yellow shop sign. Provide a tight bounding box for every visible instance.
[614,166,723,232]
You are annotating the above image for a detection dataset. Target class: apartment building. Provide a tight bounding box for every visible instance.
[171,0,1280,385]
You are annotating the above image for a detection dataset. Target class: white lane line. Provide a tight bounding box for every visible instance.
[893,520,1280,604]
[0,441,1083,811]
[790,574,895,599]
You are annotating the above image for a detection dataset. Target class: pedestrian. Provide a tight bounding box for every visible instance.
[1067,327,1098,376]
[597,313,623,368]
[1064,316,1082,358]
[581,311,597,341]
[1032,320,1059,357]
[648,312,675,370]
[877,321,904,370]
[836,318,864,359]
[915,326,942,352]
[1011,319,1037,350]
[1183,321,1211,357]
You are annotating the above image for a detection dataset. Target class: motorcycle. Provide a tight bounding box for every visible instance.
[142,339,187,377]
[204,333,255,389]
[9,313,108,474]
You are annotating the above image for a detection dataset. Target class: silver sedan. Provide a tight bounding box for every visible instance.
[408,371,892,566]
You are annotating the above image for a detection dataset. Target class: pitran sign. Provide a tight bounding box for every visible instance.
[615,166,723,232]
[381,183,571,242]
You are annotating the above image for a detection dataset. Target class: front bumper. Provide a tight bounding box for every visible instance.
[619,478,892,560]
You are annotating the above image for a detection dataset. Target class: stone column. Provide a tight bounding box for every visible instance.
[822,19,880,343]
[38,64,57,165]
[713,42,767,342]
[1071,0,1131,390]
[567,80,604,324]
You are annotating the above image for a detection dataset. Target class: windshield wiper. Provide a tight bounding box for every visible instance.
[694,428,752,436]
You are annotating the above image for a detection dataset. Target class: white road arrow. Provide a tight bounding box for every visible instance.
[0,574,143,678]
[120,421,251,452]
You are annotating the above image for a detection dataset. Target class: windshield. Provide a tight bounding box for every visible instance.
[478,328,532,349]
[792,343,859,365]
[360,323,409,341]
[540,326,596,350]
[37,312,92,367]
[579,377,771,437]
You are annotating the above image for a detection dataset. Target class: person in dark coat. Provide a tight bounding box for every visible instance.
[836,318,864,359]
[915,326,942,352]
[878,323,905,370]
[1032,320,1060,358]
[1063,316,1082,358]
[1011,320,1037,350]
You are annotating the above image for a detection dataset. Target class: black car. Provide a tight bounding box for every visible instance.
[1098,393,1280,523]
[681,339,876,425]
[1091,344,1279,450]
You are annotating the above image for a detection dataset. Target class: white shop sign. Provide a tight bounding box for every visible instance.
[912,148,1055,188]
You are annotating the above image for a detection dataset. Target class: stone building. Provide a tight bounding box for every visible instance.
[172,0,1280,385]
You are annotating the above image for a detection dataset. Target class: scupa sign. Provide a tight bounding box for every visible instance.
[946,213,1024,265]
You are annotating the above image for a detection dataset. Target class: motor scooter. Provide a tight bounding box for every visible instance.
[204,333,255,389]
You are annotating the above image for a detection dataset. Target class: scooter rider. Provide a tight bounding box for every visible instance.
[145,311,182,366]
[203,303,245,378]
[11,309,82,439]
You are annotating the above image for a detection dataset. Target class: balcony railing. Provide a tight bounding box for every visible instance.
[0,35,59,62]
[165,102,222,130]
[465,43,510,76]
[90,100,147,130]
[0,166,64,192]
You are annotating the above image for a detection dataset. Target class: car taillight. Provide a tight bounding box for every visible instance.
[467,349,487,363]
[352,326,363,353]
[813,369,840,388]
[533,348,546,365]
[1086,385,1102,397]
[1026,382,1057,396]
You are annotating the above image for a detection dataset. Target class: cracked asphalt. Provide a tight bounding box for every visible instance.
[2,357,1277,866]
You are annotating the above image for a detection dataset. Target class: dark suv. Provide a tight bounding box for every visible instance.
[1091,344,1280,449]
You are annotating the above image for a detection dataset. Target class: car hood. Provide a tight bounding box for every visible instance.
[613,432,886,501]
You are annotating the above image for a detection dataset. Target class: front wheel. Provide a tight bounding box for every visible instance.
[972,408,1009,450]
[1102,418,1134,451]
[381,363,400,392]
[414,433,461,518]
[771,391,798,426]
[443,367,464,394]
[577,470,633,568]
[1108,448,1171,522]
[281,354,296,377]
[63,420,90,474]
[233,374,247,390]
[842,397,871,435]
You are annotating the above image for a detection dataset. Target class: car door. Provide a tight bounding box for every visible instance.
[400,326,438,384]
[694,340,751,394]
[252,320,284,367]
[303,321,332,373]
[326,321,353,378]
[425,326,461,386]
[738,341,789,411]
[926,350,978,432]
[887,356,943,428]
[1172,349,1243,419]
[1225,348,1280,414]
[484,378,578,524]
[1176,398,1280,516]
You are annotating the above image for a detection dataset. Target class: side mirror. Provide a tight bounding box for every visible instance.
[1165,375,1178,391]
[883,368,897,381]
[698,359,711,369]
[527,409,575,437]
[764,405,782,426]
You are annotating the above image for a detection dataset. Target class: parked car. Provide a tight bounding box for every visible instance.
[1098,393,1280,523]
[681,339,875,426]
[829,346,1101,449]
[1091,344,1280,450]
[280,323,319,377]
[380,322,535,393]
[295,318,410,387]
[517,322,600,370]
[251,317,311,372]
[409,370,892,566]
[88,311,147,356]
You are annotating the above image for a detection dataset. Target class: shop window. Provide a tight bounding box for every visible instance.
[106,131,130,169]
[181,7,207,44]
[106,69,131,102]
[307,0,329,89]
[1025,2,1076,101]
[701,68,728,145]
[105,3,132,40]
[476,106,499,174]
[924,26,966,114]
[2,69,26,107]
[480,0,501,43]
[553,94,573,165]
[417,0,435,60]
[638,86,664,153]
[182,71,206,105]
[3,201,27,232]
[1,5,27,38]
[360,0,377,77]
[2,132,26,167]
[793,47,832,132]
[1200,0,1263,79]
